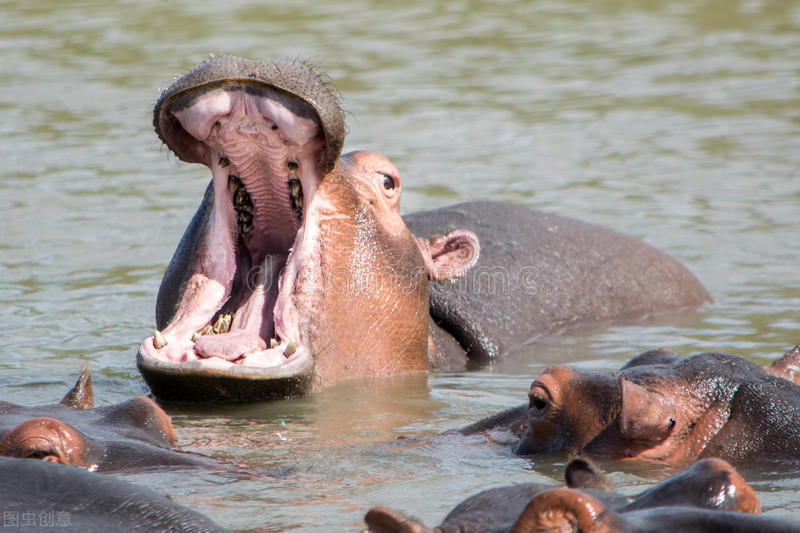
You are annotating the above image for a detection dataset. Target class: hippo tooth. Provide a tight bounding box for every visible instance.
[201,325,214,336]
[228,174,240,193]
[289,179,303,219]
[212,313,232,334]
[288,161,299,172]
[219,156,230,168]
[153,330,168,349]
[284,340,297,357]
[270,338,279,349]
[234,188,252,209]
[191,332,200,343]
[289,179,301,197]
[238,220,254,234]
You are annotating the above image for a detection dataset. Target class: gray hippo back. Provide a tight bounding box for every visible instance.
[404,201,709,364]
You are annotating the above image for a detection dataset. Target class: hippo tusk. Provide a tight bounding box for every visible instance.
[153,330,168,349]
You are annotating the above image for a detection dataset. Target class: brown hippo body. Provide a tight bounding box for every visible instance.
[472,345,800,466]
[138,56,709,404]
[0,366,227,472]
[364,458,769,533]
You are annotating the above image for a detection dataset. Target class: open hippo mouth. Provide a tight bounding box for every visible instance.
[137,56,345,402]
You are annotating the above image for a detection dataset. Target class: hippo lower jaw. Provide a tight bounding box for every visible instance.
[138,172,320,383]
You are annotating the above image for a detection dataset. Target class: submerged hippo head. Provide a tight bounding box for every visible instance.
[514,345,800,466]
[0,365,210,471]
[138,57,479,403]
[363,457,761,533]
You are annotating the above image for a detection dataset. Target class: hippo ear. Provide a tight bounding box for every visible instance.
[765,343,800,386]
[620,348,679,370]
[564,457,616,492]
[416,230,480,282]
[511,488,617,533]
[617,374,675,446]
[60,363,94,410]
[363,507,436,533]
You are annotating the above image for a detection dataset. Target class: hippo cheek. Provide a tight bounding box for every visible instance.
[138,57,346,402]
[293,154,434,386]
[0,418,92,469]
[98,397,179,448]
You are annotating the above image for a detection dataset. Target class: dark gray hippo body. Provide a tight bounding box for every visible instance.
[0,366,228,471]
[364,458,768,533]
[0,456,227,532]
[137,56,709,404]
[404,201,709,367]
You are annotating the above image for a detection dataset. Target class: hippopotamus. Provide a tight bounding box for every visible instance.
[465,343,800,466]
[0,365,223,471]
[498,490,800,533]
[137,56,709,404]
[0,456,227,532]
[363,457,769,533]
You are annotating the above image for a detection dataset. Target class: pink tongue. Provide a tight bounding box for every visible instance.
[194,331,267,361]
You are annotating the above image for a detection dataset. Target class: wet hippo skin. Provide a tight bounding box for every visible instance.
[137,56,709,404]
[363,457,770,533]
[404,201,710,367]
[0,365,225,471]
[0,456,227,533]
[465,344,800,466]
[508,492,800,533]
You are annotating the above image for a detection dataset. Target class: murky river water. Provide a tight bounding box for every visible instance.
[1,0,799,530]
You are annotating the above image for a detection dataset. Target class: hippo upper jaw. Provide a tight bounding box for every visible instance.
[137,57,346,401]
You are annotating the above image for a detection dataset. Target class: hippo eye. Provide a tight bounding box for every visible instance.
[529,388,550,417]
[27,450,52,460]
[381,173,395,190]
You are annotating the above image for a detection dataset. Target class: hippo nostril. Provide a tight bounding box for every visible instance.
[534,398,546,410]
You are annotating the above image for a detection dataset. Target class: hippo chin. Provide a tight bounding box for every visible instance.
[470,343,800,466]
[0,365,224,471]
[364,457,766,533]
[138,56,708,404]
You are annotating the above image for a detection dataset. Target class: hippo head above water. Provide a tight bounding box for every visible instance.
[137,56,480,403]
[364,457,765,533]
[513,344,800,466]
[0,365,216,471]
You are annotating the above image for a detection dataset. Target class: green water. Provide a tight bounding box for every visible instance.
[1,0,799,530]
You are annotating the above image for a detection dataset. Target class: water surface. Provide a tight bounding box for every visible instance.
[1,0,799,530]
